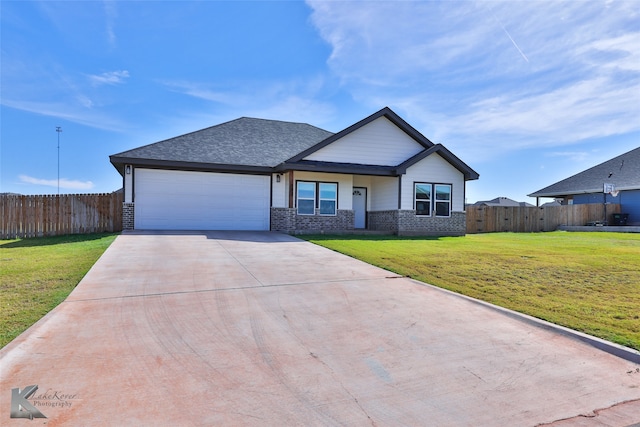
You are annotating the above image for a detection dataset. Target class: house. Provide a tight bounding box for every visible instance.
[110,107,479,235]
[528,147,640,225]
[539,200,562,207]
[473,197,534,207]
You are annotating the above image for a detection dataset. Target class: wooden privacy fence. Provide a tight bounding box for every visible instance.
[466,203,621,233]
[1,193,123,239]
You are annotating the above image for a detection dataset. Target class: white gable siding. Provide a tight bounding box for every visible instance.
[401,154,465,211]
[303,117,424,166]
[370,176,399,210]
[294,171,353,210]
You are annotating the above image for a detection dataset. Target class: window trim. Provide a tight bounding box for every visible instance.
[414,182,452,217]
[296,180,339,216]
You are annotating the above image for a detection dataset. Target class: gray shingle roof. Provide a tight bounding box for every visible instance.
[110,107,479,181]
[111,117,333,170]
[528,147,640,197]
[473,197,534,207]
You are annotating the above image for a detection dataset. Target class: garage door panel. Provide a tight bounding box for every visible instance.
[135,169,270,230]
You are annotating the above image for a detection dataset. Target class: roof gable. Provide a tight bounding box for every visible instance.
[398,144,480,181]
[301,116,425,166]
[286,107,434,164]
[528,147,640,197]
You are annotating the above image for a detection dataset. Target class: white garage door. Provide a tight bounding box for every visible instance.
[135,169,270,230]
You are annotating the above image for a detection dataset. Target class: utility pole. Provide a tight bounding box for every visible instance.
[56,126,62,194]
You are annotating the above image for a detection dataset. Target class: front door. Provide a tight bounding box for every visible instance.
[353,187,367,229]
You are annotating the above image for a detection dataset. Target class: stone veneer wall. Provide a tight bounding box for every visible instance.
[271,208,354,233]
[397,210,466,236]
[122,203,135,230]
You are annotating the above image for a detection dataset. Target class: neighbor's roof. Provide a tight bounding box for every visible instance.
[528,147,640,198]
[474,197,534,207]
[110,117,334,173]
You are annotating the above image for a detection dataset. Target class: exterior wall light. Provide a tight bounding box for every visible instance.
[125,165,131,174]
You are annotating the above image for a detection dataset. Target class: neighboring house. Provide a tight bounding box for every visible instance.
[539,200,562,207]
[528,147,640,225]
[473,197,534,207]
[110,107,479,235]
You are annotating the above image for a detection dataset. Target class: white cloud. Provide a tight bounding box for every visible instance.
[545,151,591,162]
[161,80,238,104]
[306,0,640,154]
[88,70,130,86]
[103,0,118,48]
[1,99,128,132]
[19,175,94,191]
[159,77,337,127]
[0,55,128,130]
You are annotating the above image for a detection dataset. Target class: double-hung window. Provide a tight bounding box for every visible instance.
[297,181,337,216]
[415,183,431,216]
[319,183,337,215]
[434,184,451,217]
[414,183,451,217]
[297,182,316,215]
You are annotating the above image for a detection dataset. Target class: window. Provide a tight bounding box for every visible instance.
[434,184,451,217]
[415,183,431,216]
[297,181,338,216]
[319,183,337,215]
[415,183,451,217]
[297,182,315,215]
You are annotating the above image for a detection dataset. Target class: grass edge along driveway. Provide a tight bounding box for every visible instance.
[0,233,118,349]
[303,232,640,351]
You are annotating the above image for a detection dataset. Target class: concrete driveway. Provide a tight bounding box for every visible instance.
[1,231,638,426]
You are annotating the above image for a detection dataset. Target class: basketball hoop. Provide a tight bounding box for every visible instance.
[604,183,615,194]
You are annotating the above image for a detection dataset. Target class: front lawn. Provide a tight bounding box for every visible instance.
[303,232,640,350]
[0,233,118,348]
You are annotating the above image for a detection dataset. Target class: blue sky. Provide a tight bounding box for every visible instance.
[1,0,638,203]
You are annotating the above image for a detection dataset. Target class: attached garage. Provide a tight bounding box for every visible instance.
[134,169,270,230]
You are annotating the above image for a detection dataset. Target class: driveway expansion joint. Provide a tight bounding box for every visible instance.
[534,398,640,426]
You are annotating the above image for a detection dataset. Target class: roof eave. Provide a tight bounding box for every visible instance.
[109,156,274,175]
[277,161,397,176]
[529,185,640,198]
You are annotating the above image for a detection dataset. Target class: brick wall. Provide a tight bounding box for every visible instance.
[270,208,296,232]
[398,210,466,236]
[368,210,399,233]
[270,208,354,233]
[368,210,466,236]
[122,203,135,230]
[122,205,464,235]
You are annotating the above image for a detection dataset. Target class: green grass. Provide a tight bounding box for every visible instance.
[303,232,640,350]
[0,233,118,349]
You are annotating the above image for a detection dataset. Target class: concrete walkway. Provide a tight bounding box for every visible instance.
[1,231,638,426]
